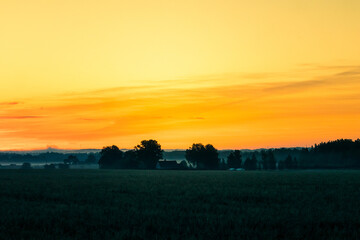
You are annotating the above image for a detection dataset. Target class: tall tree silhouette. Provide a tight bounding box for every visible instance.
[123,150,139,169]
[261,150,269,170]
[284,154,293,169]
[244,153,257,170]
[98,145,123,169]
[268,150,276,170]
[135,140,163,169]
[85,153,97,164]
[227,150,242,168]
[185,143,219,169]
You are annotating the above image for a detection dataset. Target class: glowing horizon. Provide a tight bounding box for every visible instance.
[1,0,360,150]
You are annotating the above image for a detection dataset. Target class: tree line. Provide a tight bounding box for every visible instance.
[96,138,360,170]
[98,140,163,169]
[1,138,359,170]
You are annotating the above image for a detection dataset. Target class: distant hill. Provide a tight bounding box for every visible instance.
[0,147,303,156]
[0,147,101,154]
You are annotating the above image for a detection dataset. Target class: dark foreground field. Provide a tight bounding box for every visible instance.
[0,170,359,240]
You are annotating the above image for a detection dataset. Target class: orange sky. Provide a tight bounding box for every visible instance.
[0,0,360,150]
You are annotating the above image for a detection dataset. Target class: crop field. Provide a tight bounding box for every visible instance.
[0,170,359,240]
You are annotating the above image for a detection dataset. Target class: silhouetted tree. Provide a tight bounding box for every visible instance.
[204,144,220,169]
[299,148,310,169]
[261,150,269,170]
[123,150,139,169]
[219,158,227,170]
[293,157,298,169]
[179,160,189,170]
[185,143,219,169]
[278,161,285,170]
[135,140,163,169]
[243,157,251,170]
[260,150,276,170]
[98,145,124,169]
[85,153,97,164]
[284,154,293,169]
[185,143,205,168]
[268,150,276,170]
[243,153,257,170]
[227,150,242,168]
[309,139,360,168]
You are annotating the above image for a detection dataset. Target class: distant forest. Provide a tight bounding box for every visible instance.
[0,139,359,170]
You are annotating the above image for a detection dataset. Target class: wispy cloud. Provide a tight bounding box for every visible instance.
[0,65,359,149]
[0,102,20,106]
[0,115,42,119]
[263,66,360,93]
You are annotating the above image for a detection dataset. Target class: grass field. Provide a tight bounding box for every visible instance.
[0,170,359,240]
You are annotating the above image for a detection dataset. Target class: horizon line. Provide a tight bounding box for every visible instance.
[0,137,358,153]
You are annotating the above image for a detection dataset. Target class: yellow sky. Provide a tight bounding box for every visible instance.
[0,0,359,150]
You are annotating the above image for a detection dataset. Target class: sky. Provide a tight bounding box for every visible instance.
[0,0,360,150]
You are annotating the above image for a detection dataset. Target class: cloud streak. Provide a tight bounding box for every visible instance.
[0,102,20,106]
[0,65,359,150]
[0,116,42,119]
[264,67,360,94]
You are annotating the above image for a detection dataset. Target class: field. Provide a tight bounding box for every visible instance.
[0,170,359,240]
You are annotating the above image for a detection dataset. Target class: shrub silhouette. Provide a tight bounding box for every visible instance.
[21,162,32,169]
[58,163,70,169]
[44,164,56,169]
[64,155,79,165]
